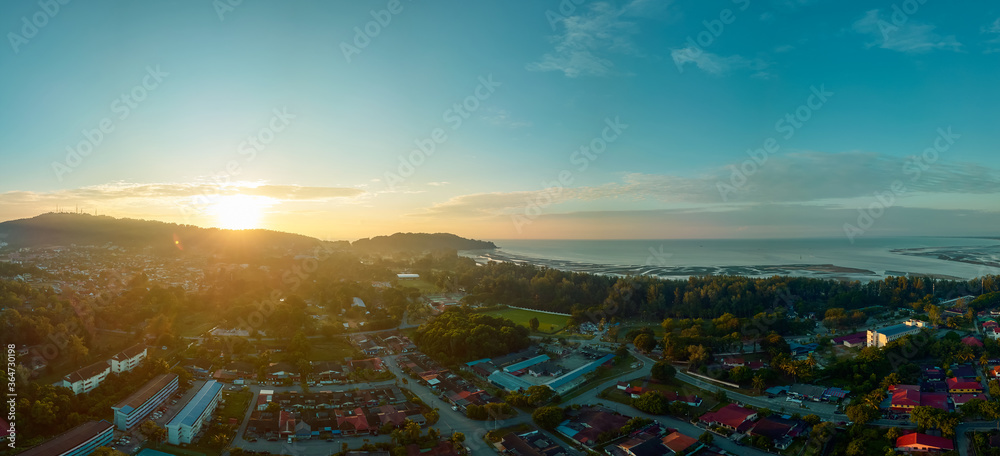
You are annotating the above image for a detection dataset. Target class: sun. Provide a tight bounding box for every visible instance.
[210,194,267,230]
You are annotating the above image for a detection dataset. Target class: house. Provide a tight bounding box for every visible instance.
[661,391,702,407]
[890,385,948,412]
[749,416,807,450]
[895,433,954,452]
[556,407,630,447]
[788,384,827,402]
[661,431,700,454]
[110,344,147,373]
[62,361,111,395]
[946,377,983,394]
[337,408,369,435]
[950,393,982,407]
[698,404,758,432]
[722,357,745,368]
[499,430,571,456]
[832,332,867,348]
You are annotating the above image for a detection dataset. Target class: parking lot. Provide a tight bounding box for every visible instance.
[109,380,208,453]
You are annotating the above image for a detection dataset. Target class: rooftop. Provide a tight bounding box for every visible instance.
[114,373,178,414]
[20,420,113,456]
[168,380,223,427]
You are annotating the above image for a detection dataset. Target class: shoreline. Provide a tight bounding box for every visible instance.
[459,249,976,282]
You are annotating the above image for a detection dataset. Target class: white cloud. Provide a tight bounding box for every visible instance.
[983,17,1000,53]
[527,0,651,78]
[670,47,769,77]
[481,108,531,128]
[852,10,961,53]
[413,151,1000,218]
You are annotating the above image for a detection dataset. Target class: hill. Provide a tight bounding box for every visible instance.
[0,212,322,258]
[351,232,497,253]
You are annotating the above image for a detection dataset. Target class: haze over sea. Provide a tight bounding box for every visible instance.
[464,237,1000,282]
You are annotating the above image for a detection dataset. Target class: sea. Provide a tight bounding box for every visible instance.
[460,237,1000,282]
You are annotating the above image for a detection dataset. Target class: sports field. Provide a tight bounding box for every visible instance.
[480,307,569,333]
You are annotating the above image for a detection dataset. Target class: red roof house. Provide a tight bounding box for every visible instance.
[896,433,954,452]
[946,377,983,393]
[699,404,758,431]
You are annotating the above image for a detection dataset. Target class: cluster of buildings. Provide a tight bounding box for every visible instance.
[398,352,502,413]
[468,347,616,396]
[886,365,985,414]
[246,386,426,439]
[698,404,808,450]
[348,331,415,356]
[616,382,702,407]
[61,344,148,394]
[608,423,706,456]
[21,377,223,455]
[206,357,387,384]
[3,244,212,294]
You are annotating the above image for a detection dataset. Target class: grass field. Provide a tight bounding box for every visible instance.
[480,307,569,333]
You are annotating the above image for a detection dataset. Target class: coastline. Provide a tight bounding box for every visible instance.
[460,238,1000,282]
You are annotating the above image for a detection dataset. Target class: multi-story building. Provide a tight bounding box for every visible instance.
[62,361,111,395]
[110,344,147,373]
[112,373,179,430]
[20,420,114,456]
[867,320,929,348]
[166,380,223,445]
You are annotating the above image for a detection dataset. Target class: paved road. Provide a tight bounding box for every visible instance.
[673,371,842,422]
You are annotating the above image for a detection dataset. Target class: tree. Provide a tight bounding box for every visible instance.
[650,361,676,382]
[634,333,656,353]
[687,344,709,366]
[845,404,879,425]
[66,334,89,365]
[803,414,821,426]
[529,317,540,332]
[632,391,669,415]
[699,432,714,444]
[752,375,766,394]
[847,439,865,456]
[532,406,564,430]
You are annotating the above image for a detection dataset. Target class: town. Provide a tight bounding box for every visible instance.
[2,224,1000,456]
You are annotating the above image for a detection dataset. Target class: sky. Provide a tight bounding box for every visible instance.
[1,0,998,241]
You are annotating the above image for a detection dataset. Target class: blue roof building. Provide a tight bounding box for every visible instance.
[167,380,223,445]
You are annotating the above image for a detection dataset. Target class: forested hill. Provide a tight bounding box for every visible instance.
[351,232,497,253]
[0,212,322,257]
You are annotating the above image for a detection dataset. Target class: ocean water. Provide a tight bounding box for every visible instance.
[462,237,1000,281]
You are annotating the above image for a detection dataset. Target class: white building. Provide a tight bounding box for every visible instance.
[112,373,178,431]
[167,380,224,445]
[110,344,147,373]
[867,319,929,348]
[62,361,111,395]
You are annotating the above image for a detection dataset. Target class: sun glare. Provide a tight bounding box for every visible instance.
[210,194,267,230]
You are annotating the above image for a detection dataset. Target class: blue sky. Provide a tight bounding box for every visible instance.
[1,0,998,240]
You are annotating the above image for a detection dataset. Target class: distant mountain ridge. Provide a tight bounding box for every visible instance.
[0,212,321,257]
[0,213,496,256]
[351,232,497,252]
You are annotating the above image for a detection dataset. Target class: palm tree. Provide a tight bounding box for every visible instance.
[752,375,766,394]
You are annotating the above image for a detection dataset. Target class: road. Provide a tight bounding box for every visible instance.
[673,371,841,422]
